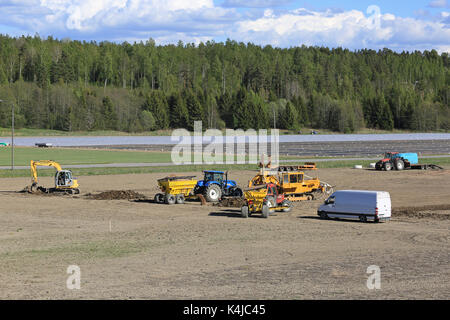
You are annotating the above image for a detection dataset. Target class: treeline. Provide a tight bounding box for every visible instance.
[0,35,448,133]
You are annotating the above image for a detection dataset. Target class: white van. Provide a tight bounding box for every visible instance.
[318,190,391,223]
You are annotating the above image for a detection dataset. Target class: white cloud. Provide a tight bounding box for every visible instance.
[428,0,449,8]
[0,1,448,53]
[222,0,292,8]
[232,8,450,52]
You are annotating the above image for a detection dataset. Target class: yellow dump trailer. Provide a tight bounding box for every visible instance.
[155,176,198,205]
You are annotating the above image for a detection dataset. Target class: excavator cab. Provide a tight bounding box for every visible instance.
[55,170,75,188]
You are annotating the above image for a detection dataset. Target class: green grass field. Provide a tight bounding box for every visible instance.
[0,156,448,178]
[0,147,173,166]
[0,146,338,166]
[0,127,174,137]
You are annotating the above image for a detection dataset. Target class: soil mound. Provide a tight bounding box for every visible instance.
[86,190,147,200]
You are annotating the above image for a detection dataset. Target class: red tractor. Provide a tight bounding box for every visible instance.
[375,152,419,171]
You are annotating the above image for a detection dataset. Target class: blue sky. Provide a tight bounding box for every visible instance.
[0,0,449,52]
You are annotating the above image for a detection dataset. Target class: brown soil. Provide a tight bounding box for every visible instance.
[0,167,449,299]
[85,190,147,200]
[392,205,450,220]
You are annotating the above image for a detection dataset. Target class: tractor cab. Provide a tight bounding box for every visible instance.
[265,183,285,205]
[383,152,398,160]
[203,171,225,185]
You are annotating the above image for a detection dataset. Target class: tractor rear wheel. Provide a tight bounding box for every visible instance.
[395,159,404,171]
[205,184,222,202]
[383,162,392,171]
[232,187,243,197]
[165,194,176,205]
[241,206,249,218]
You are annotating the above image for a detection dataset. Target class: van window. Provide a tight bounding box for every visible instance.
[283,174,289,184]
[298,174,303,182]
[290,174,298,183]
[326,196,335,204]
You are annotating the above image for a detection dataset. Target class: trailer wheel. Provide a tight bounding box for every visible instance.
[154,193,164,203]
[176,194,185,204]
[241,206,249,218]
[395,159,404,171]
[165,194,176,205]
[262,205,270,218]
[359,215,367,223]
[383,162,392,171]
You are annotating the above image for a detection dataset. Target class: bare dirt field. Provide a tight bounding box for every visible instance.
[0,167,449,299]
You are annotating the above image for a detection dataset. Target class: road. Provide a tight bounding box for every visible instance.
[1,155,449,170]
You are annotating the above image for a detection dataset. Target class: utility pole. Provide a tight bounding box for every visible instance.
[11,102,14,170]
[0,99,14,170]
[272,105,276,129]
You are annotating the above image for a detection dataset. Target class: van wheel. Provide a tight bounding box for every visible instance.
[319,211,328,219]
[359,215,367,223]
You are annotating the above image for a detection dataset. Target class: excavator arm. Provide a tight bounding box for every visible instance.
[30,160,63,185]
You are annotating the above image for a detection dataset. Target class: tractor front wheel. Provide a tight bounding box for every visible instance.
[266,196,276,208]
[281,200,293,212]
[205,184,222,202]
[383,162,392,171]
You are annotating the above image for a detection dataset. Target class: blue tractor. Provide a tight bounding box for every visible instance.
[194,170,243,202]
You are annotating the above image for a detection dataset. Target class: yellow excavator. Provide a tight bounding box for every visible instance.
[28,160,80,194]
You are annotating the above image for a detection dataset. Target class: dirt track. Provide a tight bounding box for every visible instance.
[0,168,449,299]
